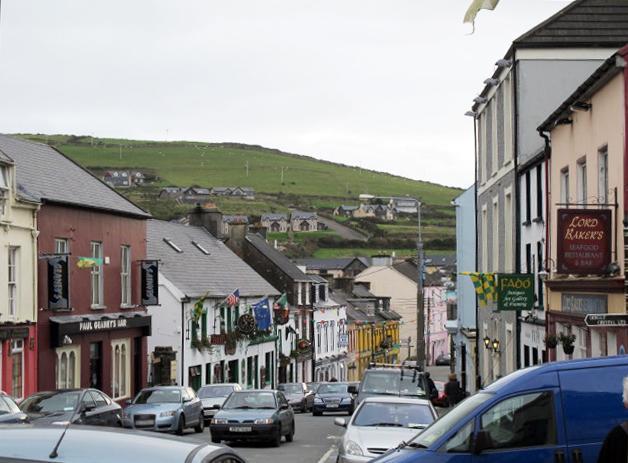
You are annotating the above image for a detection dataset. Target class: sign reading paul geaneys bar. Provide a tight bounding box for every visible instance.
[557,209,612,274]
[497,274,534,311]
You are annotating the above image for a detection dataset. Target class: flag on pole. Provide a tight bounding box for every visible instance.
[464,0,500,27]
[483,273,497,303]
[273,293,288,311]
[76,257,103,269]
[461,272,497,307]
[252,297,272,331]
[225,289,240,307]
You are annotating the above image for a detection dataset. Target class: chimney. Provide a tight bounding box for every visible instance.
[225,222,247,258]
[189,204,223,239]
[371,254,393,267]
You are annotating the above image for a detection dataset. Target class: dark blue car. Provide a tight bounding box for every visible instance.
[0,391,28,424]
[372,356,628,463]
[312,382,354,416]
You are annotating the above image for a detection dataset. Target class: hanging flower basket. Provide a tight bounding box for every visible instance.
[297,339,311,351]
[544,334,558,349]
[274,308,290,326]
[558,333,576,355]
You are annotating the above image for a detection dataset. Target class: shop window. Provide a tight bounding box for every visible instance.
[111,339,130,400]
[11,340,23,400]
[480,391,555,450]
[56,346,80,389]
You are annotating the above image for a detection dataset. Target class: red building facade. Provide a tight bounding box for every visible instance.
[37,204,151,400]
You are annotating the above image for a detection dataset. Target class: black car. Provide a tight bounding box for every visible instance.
[435,353,451,366]
[20,389,122,427]
[0,392,29,424]
[312,382,354,416]
[277,383,314,412]
[210,390,295,447]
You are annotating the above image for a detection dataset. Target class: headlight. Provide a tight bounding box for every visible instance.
[159,410,177,417]
[254,418,274,424]
[344,440,363,456]
[211,418,228,424]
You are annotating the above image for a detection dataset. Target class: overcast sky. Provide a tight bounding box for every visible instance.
[0,0,572,188]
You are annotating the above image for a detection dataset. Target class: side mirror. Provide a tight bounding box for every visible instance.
[125,400,132,407]
[334,417,347,428]
[348,385,358,394]
[473,430,492,455]
[212,404,221,409]
[80,403,95,414]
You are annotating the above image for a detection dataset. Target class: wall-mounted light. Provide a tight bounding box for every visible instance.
[492,339,500,352]
[606,262,621,277]
[483,336,491,349]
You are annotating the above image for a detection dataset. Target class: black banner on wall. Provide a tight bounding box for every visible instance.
[48,256,69,310]
[141,260,159,306]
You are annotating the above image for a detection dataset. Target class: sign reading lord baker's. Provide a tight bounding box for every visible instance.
[557,209,612,274]
[497,274,534,311]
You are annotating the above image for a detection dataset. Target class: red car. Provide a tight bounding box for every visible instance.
[430,381,448,408]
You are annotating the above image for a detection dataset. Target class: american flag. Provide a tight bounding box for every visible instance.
[225,289,240,306]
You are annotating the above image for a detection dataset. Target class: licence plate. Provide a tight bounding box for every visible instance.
[135,420,154,426]
[229,426,252,432]
[327,404,339,408]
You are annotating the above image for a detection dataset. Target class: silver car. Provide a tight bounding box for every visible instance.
[197,383,242,423]
[334,397,437,463]
[122,386,204,435]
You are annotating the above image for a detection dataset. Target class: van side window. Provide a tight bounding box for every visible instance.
[444,420,474,453]
[480,391,556,449]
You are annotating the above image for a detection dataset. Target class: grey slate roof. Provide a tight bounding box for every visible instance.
[223,215,249,224]
[148,220,279,298]
[393,261,418,283]
[293,257,369,271]
[291,210,317,220]
[514,0,628,48]
[245,233,311,282]
[0,135,149,217]
[261,213,288,221]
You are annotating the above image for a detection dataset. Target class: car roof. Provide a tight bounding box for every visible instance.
[233,389,275,393]
[362,396,431,405]
[141,385,184,391]
[200,383,239,387]
[0,425,233,463]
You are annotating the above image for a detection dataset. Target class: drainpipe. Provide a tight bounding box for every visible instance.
[512,58,522,372]
[181,299,188,387]
[472,112,481,390]
[538,129,551,361]
[621,47,628,294]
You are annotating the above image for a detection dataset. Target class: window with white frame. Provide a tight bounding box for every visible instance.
[477,116,485,184]
[54,238,69,255]
[8,247,18,318]
[491,98,498,175]
[598,147,608,204]
[120,246,131,306]
[503,74,513,163]
[560,168,570,204]
[492,198,499,271]
[11,339,23,400]
[91,242,104,307]
[481,206,488,272]
[56,346,80,389]
[111,339,130,400]
[504,191,513,272]
[0,164,8,218]
[576,159,587,204]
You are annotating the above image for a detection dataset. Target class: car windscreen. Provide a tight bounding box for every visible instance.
[278,384,303,394]
[20,391,81,414]
[411,392,493,448]
[353,402,435,429]
[317,384,348,394]
[223,392,277,409]
[134,389,181,404]
[362,371,427,398]
[198,386,234,399]
[0,396,20,415]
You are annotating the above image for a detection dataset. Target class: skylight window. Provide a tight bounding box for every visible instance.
[192,241,210,255]
[163,238,182,253]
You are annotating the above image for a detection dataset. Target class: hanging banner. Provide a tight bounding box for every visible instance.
[141,260,159,305]
[48,256,69,310]
[496,274,534,311]
[556,209,612,274]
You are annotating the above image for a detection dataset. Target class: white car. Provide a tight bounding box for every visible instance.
[197,383,242,423]
[334,397,437,463]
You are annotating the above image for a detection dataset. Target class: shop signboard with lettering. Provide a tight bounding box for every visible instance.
[48,255,69,310]
[556,209,612,274]
[141,260,159,306]
[562,293,607,314]
[497,274,534,311]
[584,314,628,327]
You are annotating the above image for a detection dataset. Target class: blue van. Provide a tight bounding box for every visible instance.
[373,356,628,463]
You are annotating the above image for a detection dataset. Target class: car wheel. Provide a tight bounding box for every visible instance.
[272,426,282,447]
[176,415,185,435]
[194,416,204,433]
[286,421,294,442]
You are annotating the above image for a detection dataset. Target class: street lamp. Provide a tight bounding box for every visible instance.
[359,193,425,370]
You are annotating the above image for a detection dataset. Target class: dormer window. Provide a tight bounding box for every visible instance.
[163,238,182,253]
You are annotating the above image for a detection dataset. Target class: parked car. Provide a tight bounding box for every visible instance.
[20,389,121,427]
[0,425,246,462]
[197,383,242,423]
[349,365,429,407]
[373,356,628,463]
[306,382,321,394]
[430,381,447,408]
[335,397,437,462]
[278,383,315,412]
[122,386,204,435]
[313,382,355,416]
[210,390,295,447]
[434,353,451,366]
[0,391,29,424]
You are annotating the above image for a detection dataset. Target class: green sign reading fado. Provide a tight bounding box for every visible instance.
[497,274,534,311]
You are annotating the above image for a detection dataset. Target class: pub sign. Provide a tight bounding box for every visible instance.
[48,255,69,310]
[141,260,159,306]
[557,209,612,274]
[497,274,534,311]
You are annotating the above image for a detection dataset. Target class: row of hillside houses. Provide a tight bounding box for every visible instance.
[451,0,628,395]
[334,198,418,222]
[159,186,255,202]
[261,211,319,233]
[103,170,155,187]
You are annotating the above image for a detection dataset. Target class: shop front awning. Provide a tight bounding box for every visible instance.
[49,311,151,347]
